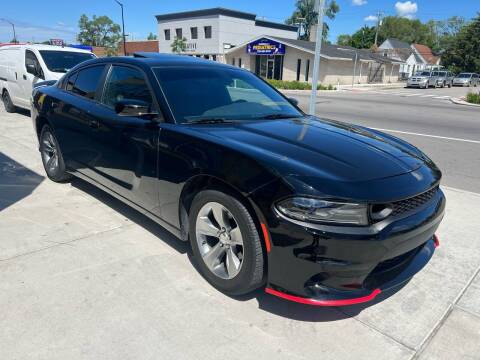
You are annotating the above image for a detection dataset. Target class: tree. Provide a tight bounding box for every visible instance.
[431,16,466,53]
[77,14,122,56]
[377,16,436,48]
[441,14,480,73]
[337,26,376,48]
[147,32,157,40]
[286,0,340,40]
[171,37,187,53]
[337,34,352,46]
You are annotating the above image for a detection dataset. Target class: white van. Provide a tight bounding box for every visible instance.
[0,44,96,112]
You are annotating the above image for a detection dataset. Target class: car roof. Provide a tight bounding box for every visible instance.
[0,43,93,54]
[79,53,237,70]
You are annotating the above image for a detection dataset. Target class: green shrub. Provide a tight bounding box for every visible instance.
[466,92,480,105]
[266,79,335,91]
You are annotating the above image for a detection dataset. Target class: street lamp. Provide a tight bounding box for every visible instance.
[114,0,127,55]
[0,18,17,43]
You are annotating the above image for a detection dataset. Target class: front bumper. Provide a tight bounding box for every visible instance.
[257,187,445,306]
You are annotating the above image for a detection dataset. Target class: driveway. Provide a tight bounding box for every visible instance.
[0,105,479,360]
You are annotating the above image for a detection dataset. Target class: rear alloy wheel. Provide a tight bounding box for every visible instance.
[40,125,72,182]
[2,90,16,113]
[189,190,265,295]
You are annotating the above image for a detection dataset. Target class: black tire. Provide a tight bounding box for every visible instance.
[189,190,265,296]
[2,90,16,113]
[39,125,72,182]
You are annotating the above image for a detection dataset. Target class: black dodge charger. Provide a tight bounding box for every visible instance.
[31,54,445,306]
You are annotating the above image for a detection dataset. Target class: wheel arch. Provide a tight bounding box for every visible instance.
[178,174,270,266]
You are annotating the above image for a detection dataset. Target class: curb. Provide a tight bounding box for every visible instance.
[450,97,480,108]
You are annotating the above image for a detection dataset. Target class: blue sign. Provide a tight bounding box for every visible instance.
[247,38,285,55]
[68,44,93,52]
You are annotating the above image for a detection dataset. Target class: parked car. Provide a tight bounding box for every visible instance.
[435,70,454,88]
[0,44,96,112]
[406,71,438,88]
[453,73,479,87]
[31,55,445,306]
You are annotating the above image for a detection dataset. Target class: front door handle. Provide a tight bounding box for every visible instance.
[89,119,99,128]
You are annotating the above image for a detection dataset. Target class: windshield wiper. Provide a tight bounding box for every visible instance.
[187,117,234,124]
[257,113,299,120]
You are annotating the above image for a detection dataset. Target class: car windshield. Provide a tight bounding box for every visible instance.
[39,50,96,73]
[153,66,303,123]
[457,73,472,78]
[438,71,447,76]
[416,71,431,76]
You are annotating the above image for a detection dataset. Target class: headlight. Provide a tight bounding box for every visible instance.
[276,197,369,225]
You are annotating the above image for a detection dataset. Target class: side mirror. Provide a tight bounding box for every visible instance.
[114,99,158,118]
[26,63,39,76]
[288,97,299,107]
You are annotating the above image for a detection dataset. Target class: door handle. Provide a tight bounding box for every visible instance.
[23,74,27,80]
[89,119,99,128]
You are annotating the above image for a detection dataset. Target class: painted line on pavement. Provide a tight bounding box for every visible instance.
[371,128,480,144]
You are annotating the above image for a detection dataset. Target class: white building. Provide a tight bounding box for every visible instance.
[155,7,298,61]
[378,38,441,79]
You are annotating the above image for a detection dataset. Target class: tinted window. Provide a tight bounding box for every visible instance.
[204,26,212,39]
[191,27,198,39]
[71,65,105,99]
[102,66,153,109]
[154,66,302,123]
[39,51,95,73]
[25,50,43,77]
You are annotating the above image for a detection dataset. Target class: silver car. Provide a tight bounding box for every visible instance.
[407,71,438,89]
[453,73,479,87]
[435,71,454,88]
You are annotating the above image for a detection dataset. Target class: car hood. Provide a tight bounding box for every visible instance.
[189,116,429,183]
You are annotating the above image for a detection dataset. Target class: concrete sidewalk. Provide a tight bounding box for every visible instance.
[0,107,479,360]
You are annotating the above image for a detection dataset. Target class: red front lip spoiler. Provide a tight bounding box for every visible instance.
[265,287,382,307]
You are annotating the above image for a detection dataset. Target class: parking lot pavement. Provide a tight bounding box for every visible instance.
[1,106,480,359]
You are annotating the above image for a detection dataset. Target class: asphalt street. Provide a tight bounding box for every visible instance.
[291,86,480,193]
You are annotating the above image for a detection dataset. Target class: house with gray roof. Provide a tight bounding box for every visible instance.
[378,38,441,79]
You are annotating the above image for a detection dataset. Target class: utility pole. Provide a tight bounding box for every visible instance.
[114,0,127,55]
[374,11,383,47]
[309,0,325,116]
[0,18,17,43]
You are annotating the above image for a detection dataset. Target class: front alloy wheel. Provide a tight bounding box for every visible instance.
[195,202,244,279]
[189,190,265,296]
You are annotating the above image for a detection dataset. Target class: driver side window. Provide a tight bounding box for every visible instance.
[102,65,154,109]
[25,50,44,79]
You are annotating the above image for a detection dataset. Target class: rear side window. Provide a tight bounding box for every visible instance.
[102,65,153,108]
[71,65,105,100]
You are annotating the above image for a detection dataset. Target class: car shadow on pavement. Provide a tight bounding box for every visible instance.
[71,178,189,255]
[70,177,408,322]
[0,152,44,211]
[232,280,409,322]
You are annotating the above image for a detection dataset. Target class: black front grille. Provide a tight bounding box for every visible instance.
[391,186,438,217]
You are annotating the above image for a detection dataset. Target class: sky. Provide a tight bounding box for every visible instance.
[0,0,478,44]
